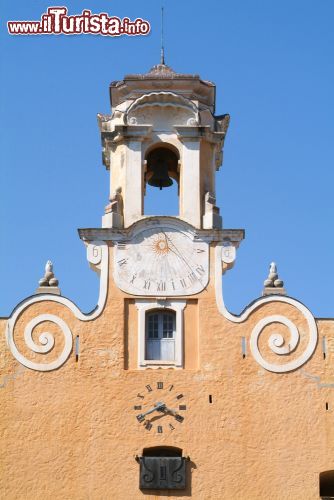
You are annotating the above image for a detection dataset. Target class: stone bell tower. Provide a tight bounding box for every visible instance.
[98,62,230,229]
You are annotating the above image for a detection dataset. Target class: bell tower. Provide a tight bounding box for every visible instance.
[4,56,329,500]
[98,62,230,229]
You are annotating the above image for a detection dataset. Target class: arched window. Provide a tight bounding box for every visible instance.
[146,310,176,361]
[320,470,334,498]
[144,145,179,216]
[136,300,186,368]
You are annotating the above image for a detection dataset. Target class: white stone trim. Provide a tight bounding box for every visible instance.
[214,244,318,373]
[124,140,143,227]
[8,314,73,372]
[135,299,186,369]
[180,140,201,228]
[6,241,108,372]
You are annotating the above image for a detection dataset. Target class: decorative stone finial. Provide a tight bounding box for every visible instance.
[262,262,286,296]
[36,260,61,295]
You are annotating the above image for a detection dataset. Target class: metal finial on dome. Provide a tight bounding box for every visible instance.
[262,261,286,296]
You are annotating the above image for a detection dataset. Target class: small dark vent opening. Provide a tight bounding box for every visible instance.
[320,470,334,497]
[143,446,182,457]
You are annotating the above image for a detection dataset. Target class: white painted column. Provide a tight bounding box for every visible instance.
[124,140,143,227]
[180,140,201,228]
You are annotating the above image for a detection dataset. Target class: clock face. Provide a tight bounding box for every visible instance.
[134,382,186,434]
[114,224,209,296]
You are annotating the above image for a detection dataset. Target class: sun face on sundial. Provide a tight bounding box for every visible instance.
[152,235,170,255]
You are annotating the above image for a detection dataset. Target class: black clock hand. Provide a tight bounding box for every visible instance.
[160,405,184,421]
[136,402,166,421]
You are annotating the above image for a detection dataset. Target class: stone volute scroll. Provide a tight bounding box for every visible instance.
[6,241,109,372]
[214,244,318,373]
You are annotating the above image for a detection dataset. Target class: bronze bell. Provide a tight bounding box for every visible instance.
[147,147,177,190]
[147,155,173,190]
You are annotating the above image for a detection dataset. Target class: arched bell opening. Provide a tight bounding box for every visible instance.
[144,144,180,216]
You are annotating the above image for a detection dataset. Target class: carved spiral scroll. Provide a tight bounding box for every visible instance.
[8,314,72,372]
[250,311,317,373]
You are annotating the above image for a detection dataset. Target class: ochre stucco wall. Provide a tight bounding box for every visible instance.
[1,245,333,500]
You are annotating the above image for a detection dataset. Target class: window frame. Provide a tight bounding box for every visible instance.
[146,309,176,361]
[135,299,186,369]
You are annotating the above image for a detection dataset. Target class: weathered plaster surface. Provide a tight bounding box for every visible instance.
[0,243,332,499]
[1,66,331,499]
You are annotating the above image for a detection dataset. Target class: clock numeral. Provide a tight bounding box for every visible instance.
[157,426,163,434]
[188,272,197,283]
[157,382,163,389]
[176,394,184,400]
[196,248,205,253]
[169,423,175,431]
[137,393,144,399]
[180,278,187,288]
[156,281,166,291]
[143,280,151,290]
[175,415,184,423]
[170,280,175,290]
[130,274,137,284]
[179,405,187,411]
[117,258,128,267]
[146,384,153,392]
[145,421,152,431]
[134,405,142,410]
[169,384,174,392]
[196,265,205,276]
[136,414,145,422]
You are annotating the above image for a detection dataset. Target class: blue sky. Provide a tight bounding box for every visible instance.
[1,0,333,317]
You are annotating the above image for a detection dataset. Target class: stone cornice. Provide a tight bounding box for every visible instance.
[102,125,152,145]
[78,217,245,243]
[175,126,226,145]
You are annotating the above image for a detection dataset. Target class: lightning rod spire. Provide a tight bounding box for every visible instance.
[160,7,165,65]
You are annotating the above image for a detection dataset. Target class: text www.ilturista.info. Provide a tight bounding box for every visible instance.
[7,7,151,36]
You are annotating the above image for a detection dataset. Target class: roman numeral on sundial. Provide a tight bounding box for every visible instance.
[143,280,151,290]
[180,278,186,288]
[117,258,127,267]
[117,241,129,250]
[188,272,197,283]
[157,281,166,291]
[196,265,205,276]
